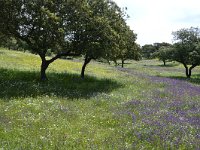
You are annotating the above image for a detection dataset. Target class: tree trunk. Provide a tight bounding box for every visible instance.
[163,60,166,66]
[121,60,124,68]
[183,65,190,78]
[188,64,197,78]
[186,70,190,78]
[183,63,198,78]
[81,56,92,79]
[188,67,192,78]
[107,59,111,65]
[39,51,80,81]
[114,60,118,66]
[81,62,87,79]
[41,59,50,81]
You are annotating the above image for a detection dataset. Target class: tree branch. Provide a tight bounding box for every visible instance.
[190,64,198,70]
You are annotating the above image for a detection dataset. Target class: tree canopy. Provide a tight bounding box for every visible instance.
[1,0,81,80]
[0,0,139,80]
[141,44,157,59]
[152,44,172,66]
[171,27,200,78]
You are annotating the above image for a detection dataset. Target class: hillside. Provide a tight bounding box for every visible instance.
[0,48,199,149]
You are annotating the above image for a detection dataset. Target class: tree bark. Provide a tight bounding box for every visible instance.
[183,63,198,78]
[183,64,190,78]
[121,60,124,68]
[186,69,190,78]
[114,59,118,66]
[81,56,92,79]
[188,64,197,78]
[40,59,50,81]
[39,51,81,81]
[188,67,192,78]
[163,60,166,66]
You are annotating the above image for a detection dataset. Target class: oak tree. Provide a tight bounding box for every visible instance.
[171,27,200,78]
[0,0,82,80]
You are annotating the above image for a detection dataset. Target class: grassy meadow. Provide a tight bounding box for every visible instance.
[0,48,199,149]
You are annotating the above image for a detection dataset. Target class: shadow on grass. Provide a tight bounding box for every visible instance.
[164,74,200,85]
[0,68,122,101]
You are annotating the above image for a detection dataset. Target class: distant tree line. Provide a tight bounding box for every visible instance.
[141,27,200,78]
[142,42,172,66]
[0,0,141,80]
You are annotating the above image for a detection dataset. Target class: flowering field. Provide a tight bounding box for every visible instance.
[0,49,199,149]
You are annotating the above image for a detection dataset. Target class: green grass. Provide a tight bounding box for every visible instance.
[0,48,199,149]
[126,59,200,81]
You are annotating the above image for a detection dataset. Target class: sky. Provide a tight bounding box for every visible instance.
[113,0,200,45]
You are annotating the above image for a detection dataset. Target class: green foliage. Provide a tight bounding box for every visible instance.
[115,26,141,68]
[0,36,29,51]
[153,42,171,50]
[153,46,173,66]
[0,0,82,80]
[171,27,200,77]
[142,43,171,60]
[0,0,139,79]
[142,44,157,59]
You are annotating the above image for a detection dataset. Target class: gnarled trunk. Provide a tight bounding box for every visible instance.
[39,52,50,81]
[39,50,80,81]
[186,68,190,78]
[81,56,92,79]
[40,59,50,81]
[183,63,197,78]
[183,64,190,78]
